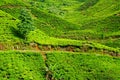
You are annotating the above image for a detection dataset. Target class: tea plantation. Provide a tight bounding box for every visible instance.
[0,0,120,80]
[1,51,120,80]
[0,51,45,80]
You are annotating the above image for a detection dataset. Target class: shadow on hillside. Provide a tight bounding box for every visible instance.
[78,0,99,11]
[10,27,24,39]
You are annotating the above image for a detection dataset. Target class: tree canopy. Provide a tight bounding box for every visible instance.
[17,9,35,38]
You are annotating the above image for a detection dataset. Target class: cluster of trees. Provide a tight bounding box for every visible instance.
[17,9,35,38]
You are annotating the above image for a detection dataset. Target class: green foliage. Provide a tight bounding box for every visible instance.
[0,1,120,79]
[17,9,35,38]
[0,0,119,49]
[31,8,80,37]
[0,0,23,6]
[0,51,45,80]
[46,52,120,80]
[101,39,120,48]
[79,0,99,11]
[0,10,21,42]
[0,8,21,18]
[1,51,120,80]
[27,30,120,54]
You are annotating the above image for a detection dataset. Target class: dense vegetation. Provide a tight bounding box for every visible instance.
[0,51,45,80]
[17,9,35,38]
[1,51,120,80]
[0,0,120,80]
[46,52,120,80]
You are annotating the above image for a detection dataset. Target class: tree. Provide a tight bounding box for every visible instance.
[17,9,35,38]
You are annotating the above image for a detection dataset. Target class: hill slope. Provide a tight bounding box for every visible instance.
[1,51,120,80]
[0,0,119,55]
[0,0,120,80]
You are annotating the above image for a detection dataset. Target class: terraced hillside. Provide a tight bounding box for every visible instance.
[1,51,120,80]
[0,0,120,80]
[0,10,19,42]
[33,0,120,48]
[0,51,45,80]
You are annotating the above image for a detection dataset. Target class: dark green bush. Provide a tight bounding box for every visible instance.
[17,9,35,38]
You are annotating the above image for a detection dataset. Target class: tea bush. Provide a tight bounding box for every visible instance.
[46,52,120,80]
[0,51,45,80]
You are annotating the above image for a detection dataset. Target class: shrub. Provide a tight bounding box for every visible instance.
[17,9,35,38]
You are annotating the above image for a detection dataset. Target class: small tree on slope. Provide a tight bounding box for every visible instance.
[17,9,35,38]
